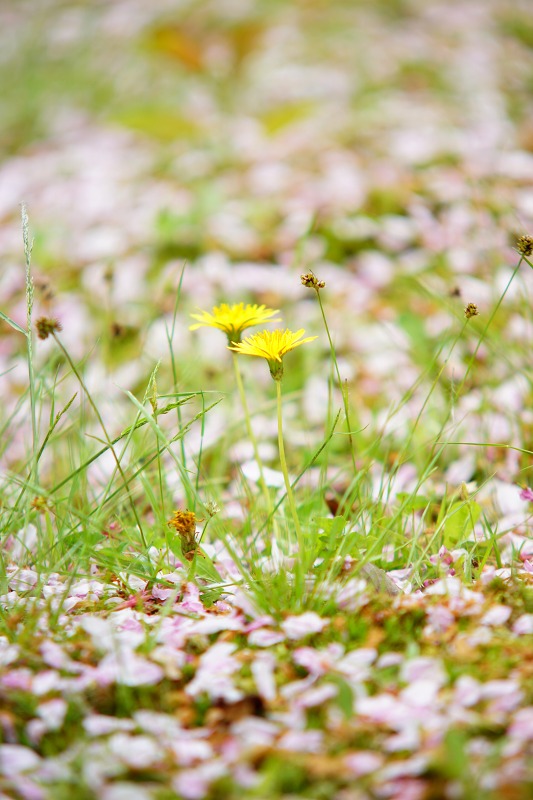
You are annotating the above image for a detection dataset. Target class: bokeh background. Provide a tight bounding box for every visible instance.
[1,0,533,474]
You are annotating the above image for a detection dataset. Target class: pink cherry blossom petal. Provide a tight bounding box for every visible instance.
[0,744,41,776]
[281,612,329,640]
[251,652,277,702]
[344,750,385,776]
[277,729,324,753]
[512,614,533,635]
[247,628,286,647]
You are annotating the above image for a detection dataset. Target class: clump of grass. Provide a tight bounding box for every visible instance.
[2,210,532,622]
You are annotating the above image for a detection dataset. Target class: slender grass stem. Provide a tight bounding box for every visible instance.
[456,257,522,397]
[52,333,147,549]
[400,318,470,458]
[275,380,304,559]
[144,363,165,521]
[165,264,195,508]
[21,204,38,486]
[314,288,357,474]
[153,405,165,516]
[232,353,274,520]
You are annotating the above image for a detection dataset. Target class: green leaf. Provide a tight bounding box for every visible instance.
[0,310,27,336]
[168,537,221,584]
[442,500,481,548]
[194,549,223,583]
[441,729,470,780]
[260,101,316,135]
[325,674,354,719]
[120,400,191,436]
[111,108,199,142]
[315,515,347,548]
[396,492,430,512]
[200,586,225,606]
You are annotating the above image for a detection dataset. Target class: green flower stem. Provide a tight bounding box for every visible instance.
[275,379,304,558]
[232,353,274,520]
[457,257,523,396]
[52,333,147,550]
[401,317,470,456]
[315,288,357,474]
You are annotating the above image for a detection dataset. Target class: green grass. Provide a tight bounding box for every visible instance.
[1,205,530,617]
[2,2,533,797]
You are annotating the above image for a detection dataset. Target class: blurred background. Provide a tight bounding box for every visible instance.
[1,0,533,450]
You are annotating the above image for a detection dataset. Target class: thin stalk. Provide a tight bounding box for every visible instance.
[195,391,206,504]
[400,317,470,458]
[255,408,342,540]
[152,410,166,518]
[275,380,304,558]
[52,333,147,549]
[147,365,165,515]
[315,287,357,474]
[165,265,194,508]
[21,204,38,484]
[232,353,274,520]
[455,257,522,397]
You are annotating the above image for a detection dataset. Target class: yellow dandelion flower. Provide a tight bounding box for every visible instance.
[229,328,317,381]
[190,303,281,343]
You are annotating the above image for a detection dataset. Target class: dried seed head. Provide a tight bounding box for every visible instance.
[301,273,325,290]
[31,496,49,513]
[517,235,533,257]
[464,303,479,319]
[35,316,62,340]
[204,501,220,517]
[168,509,198,561]
[168,509,196,536]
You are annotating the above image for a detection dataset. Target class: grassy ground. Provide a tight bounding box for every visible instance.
[1,1,533,798]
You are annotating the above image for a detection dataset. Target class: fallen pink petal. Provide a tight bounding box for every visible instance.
[1,2,533,798]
